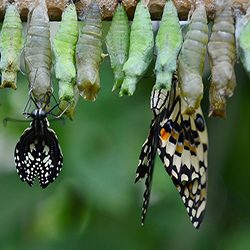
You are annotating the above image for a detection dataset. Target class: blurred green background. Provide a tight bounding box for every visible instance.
[1,22,250,250]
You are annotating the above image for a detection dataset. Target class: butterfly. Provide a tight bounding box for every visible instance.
[14,108,63,188]
[135,75,208,228]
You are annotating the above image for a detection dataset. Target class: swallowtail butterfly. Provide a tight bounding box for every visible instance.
[135,75,208,229]
[14,108,63,188]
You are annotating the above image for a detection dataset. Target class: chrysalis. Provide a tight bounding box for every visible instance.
[154,0,182,91]
[238,5,250,78]
[135,75,208,229]
[24,0,52,107]
[52,3,79,119]
[208,2,236,118]
[0,3,23,89]
[178,3,208,115]
[76,1,103,101]
[105,0,130,91]
[119,0,154,96]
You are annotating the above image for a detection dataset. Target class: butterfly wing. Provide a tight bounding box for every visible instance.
[135,119,158,225]
[157,81,208,228]
[37,128,63,188]
[14,127,38,186]
[14,126,63,188]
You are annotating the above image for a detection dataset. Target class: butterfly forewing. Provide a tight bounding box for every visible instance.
[14,112,63,188]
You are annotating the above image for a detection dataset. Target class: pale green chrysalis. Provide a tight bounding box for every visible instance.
[208,3,236,118]
[52,3,79,119]
[24,0,52,107]
[178,3,208,115]
[0,4,23,89]
[238,5,250,78]
[119,0,154,96]
[105,1,130,91]
[76,1,103,101]
[154,0,182,91]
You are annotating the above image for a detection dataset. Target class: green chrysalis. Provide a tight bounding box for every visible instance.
[154,0,182,91]
[52,3,79,119]
[76,1,103,101]
[24,0,52,107]
[238,5,250,78]
[0,4,23,89]
[119,0,154,96]
[208,4,236,118]
[105,1,130,91]
[178,3,208,115]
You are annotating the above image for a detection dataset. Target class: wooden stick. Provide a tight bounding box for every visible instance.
[0,0,249,21]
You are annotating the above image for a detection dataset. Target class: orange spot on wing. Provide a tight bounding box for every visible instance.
[176,143,184,154]
[160,128,170,141]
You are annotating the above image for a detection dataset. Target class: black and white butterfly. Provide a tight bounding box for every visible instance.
[135,75,208,229]
[14,104,63,188]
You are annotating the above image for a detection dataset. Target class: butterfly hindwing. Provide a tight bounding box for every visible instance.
[157,81,208,228]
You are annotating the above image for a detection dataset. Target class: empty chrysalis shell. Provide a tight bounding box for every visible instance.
[238,5,250,79]
[154,0,182,91]
[24,0,52,107]
[105,1,130,91]
[76,1,103,101]
[52,3,79,119]
[208,4,236,118]
[0,4,23,89]
[178,3,208,115]
[119,0,154,96]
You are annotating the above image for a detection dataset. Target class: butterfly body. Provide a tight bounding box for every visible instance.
[14,109,63,188]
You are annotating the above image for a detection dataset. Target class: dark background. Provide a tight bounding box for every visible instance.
[0,22,250,250]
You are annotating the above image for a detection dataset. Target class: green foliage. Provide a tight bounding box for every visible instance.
[120,0,154,96]
[0,4,23,89]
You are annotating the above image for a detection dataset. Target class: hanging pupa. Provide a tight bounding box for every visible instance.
[119,0,154,96]
[105,0,130,91]
[178,3,208,115]
[208,1,236,118]
[24,0,52,107]
[154,0,182,91]
[52,2,79,119]
[238,5,250,79]
[0,3,23,89]
[76,1,104,101]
